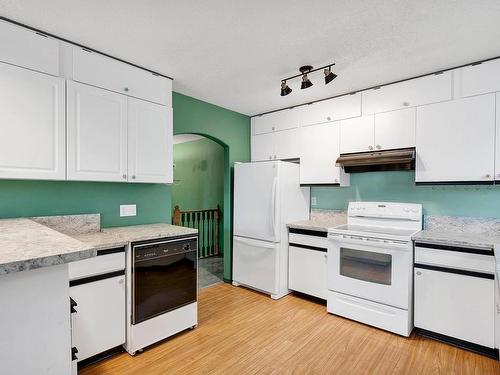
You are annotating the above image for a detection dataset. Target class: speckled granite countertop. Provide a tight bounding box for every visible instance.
[72,223,198,251]
[287,217,347,232]
[412,230,500,250]
[0,219,96,275]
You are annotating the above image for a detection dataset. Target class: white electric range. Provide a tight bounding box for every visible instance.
[327,201,422,336]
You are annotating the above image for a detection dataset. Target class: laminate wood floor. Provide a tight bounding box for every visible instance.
[80,283,500,375]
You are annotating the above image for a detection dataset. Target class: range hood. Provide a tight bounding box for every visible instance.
[336,148,415,173]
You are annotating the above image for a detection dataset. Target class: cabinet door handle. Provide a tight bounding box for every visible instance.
[376,145,381,150]
[403,101,410,107]
[273,155,277,159]
[485,174,491,179]
[124,87,130,92]
[132,175,136,180]
[326,116,332,121]
[368,145,374,151]
[122,174,127,179]
[416,271,422,276]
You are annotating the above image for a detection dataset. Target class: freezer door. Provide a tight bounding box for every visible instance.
[233,236,278,294]
[233,162,280,242]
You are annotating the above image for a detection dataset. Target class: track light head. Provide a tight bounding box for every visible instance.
[280,81,292,96]
[324,66,337,84]
[300,74,313,89]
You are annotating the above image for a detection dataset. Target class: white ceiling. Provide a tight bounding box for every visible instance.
[1,1,500,116]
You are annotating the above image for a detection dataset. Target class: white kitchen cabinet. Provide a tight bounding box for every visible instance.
[251,132,275,161]
[67,81,128,182]
[128,98,173,183]
[496,93,500,181]
[459,59,500,98]
[299,92,361,127]
[416,94,495,183]
[0,20,60,76]
[274,128,300,160]
[72,47,172,106]
[70,275,126,362]
[299,122,349,185]
[0,63,66,180]
[362,72,452,115]
[252,108,299,135]
[340,115,375,154]
[414,267,495,348]
[374,107,416,150]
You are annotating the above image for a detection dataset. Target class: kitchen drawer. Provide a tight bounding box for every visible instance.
[415,243,495,274]
[69,248,125,281]
[414,266,495,349]
[362,72,452,115]
[289,232,328,249]
[459,59,500,98]
[0,20,60,76]
[289,244,328,299]
[73,47,171,106]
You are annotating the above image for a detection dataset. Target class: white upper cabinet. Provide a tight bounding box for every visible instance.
[374,107,416,150]
[459,59,500,98]
[300,122,349,185]
[72,47,172,106]
[362,72,453,115]
[495,93,500,181]
[0,21,60,76]
[67,81,128,182]
[274,128,300,160]
[252,108,299,135]
[251,132,275,161]
[0,63,65,180]
[299,92,361,127]
[128,98,173,183]
[416,94,495,183]
[340,115,375,154]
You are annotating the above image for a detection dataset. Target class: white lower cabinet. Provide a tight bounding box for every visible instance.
[67,81,128,182]
[70,274,126,362]
[128,98,173,183]
[0,62,66,180]
[415,94,495,183]
[288,231,328,299]
[299,122,349,185]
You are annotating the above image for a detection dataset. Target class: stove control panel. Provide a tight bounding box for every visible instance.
[348,201,422,221]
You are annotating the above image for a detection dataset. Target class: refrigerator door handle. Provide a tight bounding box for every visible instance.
[271,176,278,239]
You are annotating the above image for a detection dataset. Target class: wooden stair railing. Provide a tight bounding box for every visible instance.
[172,205,221,258]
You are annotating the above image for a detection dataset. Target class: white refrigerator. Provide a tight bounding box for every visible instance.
[232,161,310,299]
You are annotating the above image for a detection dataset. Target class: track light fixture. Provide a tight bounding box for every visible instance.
[280,81,292,96]
[280,63,336,96]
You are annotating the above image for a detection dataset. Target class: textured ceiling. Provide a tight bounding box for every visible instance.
[1,0,500,115]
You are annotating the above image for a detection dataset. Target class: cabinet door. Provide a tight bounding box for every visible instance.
[460,59,500,98]
[496,93,500,181]
[289,246,328,299]
[340,115,375,154]
[70,275,126,361]
[414,267,495,348]
[128,98,172,183]
[300,122,347,184]
[274,128,300,160]
[416,94,495,183]
[73,47,171,106]
[253,108,299,135]
[300,93,361,126]
[67,81,128,182]
[362,72,452,115]
[251,133,275,161]
[0,63,65,180]
[0,20,60,76]
[374,107,416,150]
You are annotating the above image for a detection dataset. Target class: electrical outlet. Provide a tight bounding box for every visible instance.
[311,196,317,206]
[120,204,137,217]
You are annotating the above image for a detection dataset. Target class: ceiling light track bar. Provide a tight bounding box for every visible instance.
[0,16,174,81]
[258,54,500,117]
[282,63,336,82]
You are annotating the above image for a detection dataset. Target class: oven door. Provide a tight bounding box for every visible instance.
[328,234,411,309]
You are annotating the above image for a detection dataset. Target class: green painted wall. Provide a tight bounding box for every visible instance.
[172,138,224,211]
[0,179,171,227]
[172,92,251,281]
[311,171,500,217]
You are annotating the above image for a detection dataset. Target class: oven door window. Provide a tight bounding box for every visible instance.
[134,249,197,324]
[339,247,392,285]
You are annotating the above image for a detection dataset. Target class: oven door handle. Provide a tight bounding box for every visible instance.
[328,235,409,250]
